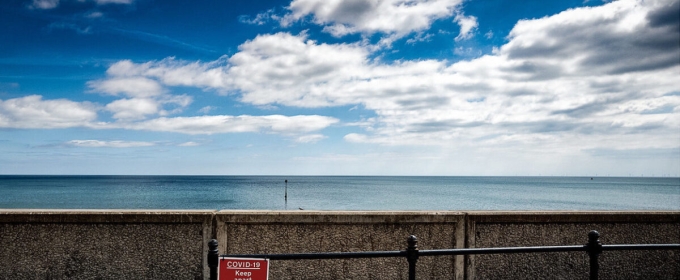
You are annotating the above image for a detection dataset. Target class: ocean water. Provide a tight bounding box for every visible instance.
[0,176,678,210]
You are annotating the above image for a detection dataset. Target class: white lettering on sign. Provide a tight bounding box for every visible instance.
[235,270,252,277]
[226,261,261,269]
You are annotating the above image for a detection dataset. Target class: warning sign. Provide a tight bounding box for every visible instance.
[219,257,269,280]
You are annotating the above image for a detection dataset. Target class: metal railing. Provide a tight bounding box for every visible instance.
[207,230,680,280]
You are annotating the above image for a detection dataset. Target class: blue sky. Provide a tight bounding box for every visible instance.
[0,0,678,176]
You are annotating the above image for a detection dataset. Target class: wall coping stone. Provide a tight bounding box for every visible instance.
[0,209,217,223]
[465,211,680,223]
[217,210,466,224]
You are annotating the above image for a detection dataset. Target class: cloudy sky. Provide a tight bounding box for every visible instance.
[0,0,678,176]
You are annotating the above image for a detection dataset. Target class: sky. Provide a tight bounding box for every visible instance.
[0,0,678,176]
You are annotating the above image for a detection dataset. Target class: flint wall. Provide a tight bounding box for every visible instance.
[0,210,677,279]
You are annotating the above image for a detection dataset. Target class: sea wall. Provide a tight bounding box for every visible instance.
[0,210,678,279]
[466,212,680,280]
[0,210,213,280]
[216,211,465,280]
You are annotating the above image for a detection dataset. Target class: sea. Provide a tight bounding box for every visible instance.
[0,176,678,210]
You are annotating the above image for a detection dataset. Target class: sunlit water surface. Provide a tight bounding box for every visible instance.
[0,176,678,210]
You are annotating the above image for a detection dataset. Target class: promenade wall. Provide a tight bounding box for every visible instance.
[0,210,677,279]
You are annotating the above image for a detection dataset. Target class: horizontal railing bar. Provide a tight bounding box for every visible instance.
[602,244,680,251]
[210,230,680,280]
[220,244,680,260]
[419,245,585,256]
[222,250,405,260]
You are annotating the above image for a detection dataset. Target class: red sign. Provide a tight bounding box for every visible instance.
[219,257,269,280]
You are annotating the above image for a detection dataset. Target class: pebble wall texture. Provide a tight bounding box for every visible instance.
[468,213,680,280]
[0,211,212,280]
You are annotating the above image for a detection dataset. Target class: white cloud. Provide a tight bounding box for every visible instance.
[88,77,163,98]
[0,94,336,135]
[67,140,155,148]
[0,95,97,129]
[115,115,338,135]
[90,63,195,121]
[498,0,679,76]
[74,0,678,155]
[227,32,369,107]
[221,0,679,152]
[29,0,133,9]
[94,0,132,4]
[85,11,104,18]
[453,46,482,57]
[158,94,192,115]
[48,22,92,34]
[178,141,200,146]
[103,94,192,121]
[62,53,342,135]
[104,98,159,120]
[103,58,230,90]
[295,134,327,143]
[405,32,434,45]
[239,9,280,25]
[283,0,463,38]
[198,106,214,114]
[0,90,333,138]
[29,0,59,9]
[343,133,367,143]
[453,13,478,41]
[222,32,459,112]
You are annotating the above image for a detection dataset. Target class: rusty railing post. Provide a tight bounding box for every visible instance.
[586,230,602,280]
[407,235,419,280]
[208,239,219,280]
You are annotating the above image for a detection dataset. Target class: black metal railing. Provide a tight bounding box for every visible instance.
[208,230,679,280]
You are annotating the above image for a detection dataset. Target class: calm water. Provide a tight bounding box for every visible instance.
[0,176,678,210]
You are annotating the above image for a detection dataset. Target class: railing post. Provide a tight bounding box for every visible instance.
[407,235,419,280]
[208,239,219,280]
[586,230,602,280]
